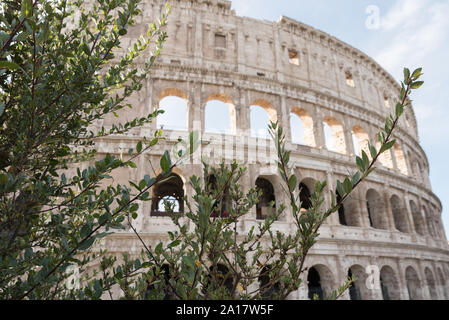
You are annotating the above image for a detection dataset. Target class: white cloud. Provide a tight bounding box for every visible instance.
[376,0,449,76]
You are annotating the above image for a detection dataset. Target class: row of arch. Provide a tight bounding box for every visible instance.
[156,90,419,179]
[306,263,449,300]
[150,172,444,241]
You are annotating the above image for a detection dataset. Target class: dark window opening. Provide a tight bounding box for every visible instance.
[380,276,390,300]
[307,267,324,300]
[299,183,312,211]
[255,178,276,220]
[345,71,355,87]
[151,174,184,217]
[336,190,347,226]
[215,34,226,48]
[348,269,361,300]
[288,50,299,65]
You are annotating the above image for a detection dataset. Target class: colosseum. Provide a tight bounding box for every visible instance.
[94,0,449,300]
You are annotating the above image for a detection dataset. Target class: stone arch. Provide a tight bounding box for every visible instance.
[351,125,370,156]
[151,173,185,217]
[348,265,369,300]
[290,107,315,147]
[250,99,277,138]
[425,267,438,300]
[390,195,410,233]
[409,200,426,236]
[394,143,408,175]
[323,116,346,154]
[255,177,276,220]
[307,264,335,300]
[405,266,423,300]
[204,93,236,134]
[380,265,401,300]
[366,189,388,230]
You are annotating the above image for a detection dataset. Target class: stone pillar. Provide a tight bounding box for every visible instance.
[343,118,355,156]
[403,193,416,234]
[314,111,326,150]
[382,186,396,231]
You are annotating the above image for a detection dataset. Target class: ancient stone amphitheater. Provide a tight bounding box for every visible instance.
[95,0,449,299]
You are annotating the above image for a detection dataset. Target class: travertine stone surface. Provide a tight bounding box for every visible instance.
[92,0,449,300]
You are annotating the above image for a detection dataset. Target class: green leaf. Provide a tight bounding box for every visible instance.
[379,140,396,154]
[136,141,142,153]
[351,172,360,186]
[168,240,181,248]
[395,103,404,117]
[80,224,92,238]
[336,180,344,197]
[155,242,163,255]
[343,178,352,194]
[403,68,410,81]
[160,151,171,173]
[0,102,4,117]
[288,175,297,192]
[369,144,377,160]
[79,237,95,250]
[411,67,422,79]
[410,81,424,89]
[0,61,19,70]
[356,156,365,172]
[362,150,370,168]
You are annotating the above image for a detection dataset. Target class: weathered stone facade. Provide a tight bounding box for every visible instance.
[93,0,449,299]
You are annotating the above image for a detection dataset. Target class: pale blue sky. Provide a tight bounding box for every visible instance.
[158,0,449,236]
[230,0,449,237]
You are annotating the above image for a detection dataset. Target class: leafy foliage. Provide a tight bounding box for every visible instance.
[0,0,424,301]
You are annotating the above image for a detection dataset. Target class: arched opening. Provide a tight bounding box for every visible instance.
[255,177,276,220]
[336,189,347,226]
[345,71,355,87]
[299,182,312,211]
[394,143,408,175]
[204,94,236,134]
[307,265,335,300]
[323,117,346,154]
[366,189,388,230]
[157,91,188,131]
[351,125,370,156]
[258,265,281,299]
[307,267,324,300]
[409,200,426,236]
[425,268,438,300]
[406,266,422,300]
[380,266,401,300]
[390,195,410,233]
[348,266,366,300]
[290,107,315,147]
[151,174,184,217]
[250,100,277,138]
